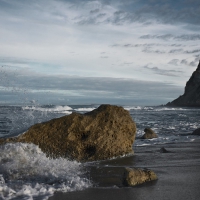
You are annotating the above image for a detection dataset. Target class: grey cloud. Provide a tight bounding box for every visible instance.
[0,57,37,65]
[169,49,183,54]
[90,9,100,14]
[117,0,200,25]
[142,49,166,54]
[124,44,132,47]
[175,34,200,41]
[142,47,200,55]
[189,61,197,66]
[112,43,184,48]
[140,34,200,41]
[194,54,200,62]
[77,17,97,25]
[110,44,119,47]
[100,56,109,58]
[1,0,200,27]
[140,34,173,40]
[144,65,183,77]
[0,66,183,105]
[184,49,200,54]
[179,58,199,66]
[114,10,125,15]
[112,42,197,56]
[168,59,179,65]
[123,62,133,65]
[23,0,200,27]
[75,12,107,25]
[171,44,183,47]
[180,59,188,65]
[97,13,106,18]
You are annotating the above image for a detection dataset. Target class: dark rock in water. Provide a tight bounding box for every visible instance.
[0,104,136,161]
[160,147,170,153]
[123,168,157,186]
[141,128,158,139]
[167,61,200,107]
[192,128,200,135]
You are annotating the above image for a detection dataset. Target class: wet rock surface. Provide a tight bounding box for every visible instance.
[192,128,200,135]
[123,168,157,186]
[0,104,136,161]
[141,128,158,139]
[159,147,170,153]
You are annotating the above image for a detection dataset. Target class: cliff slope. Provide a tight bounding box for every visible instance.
[167,61,200,107]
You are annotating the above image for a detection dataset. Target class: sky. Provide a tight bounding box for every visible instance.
[0,0,200,106]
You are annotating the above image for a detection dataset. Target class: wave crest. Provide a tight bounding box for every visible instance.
[0,143,91,200]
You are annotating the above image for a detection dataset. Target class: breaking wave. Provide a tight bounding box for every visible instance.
[22,105,73,114]
[0,143,91,200]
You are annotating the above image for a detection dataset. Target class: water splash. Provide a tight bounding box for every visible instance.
[0,143,91,200]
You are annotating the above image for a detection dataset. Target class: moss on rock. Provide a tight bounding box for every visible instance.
[123,168,157,186]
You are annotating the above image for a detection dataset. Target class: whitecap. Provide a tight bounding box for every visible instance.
[143,107,154,110]
[74,107,96,112]
[0,143,91,200]
[154,107,188,112]
[123,106,142,111]
[22,105,73,114]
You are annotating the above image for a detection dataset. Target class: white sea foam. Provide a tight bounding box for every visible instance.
[74,107,96,112]
[143,107,154,110]
[178,114,187,117]
[0,143,91,200]
[22,105,72,114]
[124,106,142,111]
[154,107,188,111]
[134,133,199,146]
[168,126,176,130]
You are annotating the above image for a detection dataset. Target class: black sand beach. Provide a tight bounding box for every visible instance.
[49,140,200,200]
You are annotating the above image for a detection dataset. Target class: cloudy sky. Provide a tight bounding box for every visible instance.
[0,0,200,105]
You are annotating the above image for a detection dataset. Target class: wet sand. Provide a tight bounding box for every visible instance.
[49,140,200,200]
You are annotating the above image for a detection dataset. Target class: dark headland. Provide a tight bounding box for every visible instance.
[167,61,200,107]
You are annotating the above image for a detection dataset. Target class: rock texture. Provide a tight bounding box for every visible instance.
[167,61,200,107]
[159,147,170,153]
[0,104,136,161]
[192,128,200,136]
[123,168,157,186]
[141,128,158,139]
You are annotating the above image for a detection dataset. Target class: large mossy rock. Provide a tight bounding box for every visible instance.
[0,105,136,161]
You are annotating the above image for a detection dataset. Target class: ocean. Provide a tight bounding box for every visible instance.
[0,104,200,200]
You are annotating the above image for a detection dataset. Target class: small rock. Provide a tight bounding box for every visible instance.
[141,128,158,139]
[160,147,170,153]
[123,168,157,186]
[192,128,200,136]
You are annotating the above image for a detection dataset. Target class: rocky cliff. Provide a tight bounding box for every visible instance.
[167,61,200,107]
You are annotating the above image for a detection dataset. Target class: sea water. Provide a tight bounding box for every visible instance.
[0,104,200,199]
